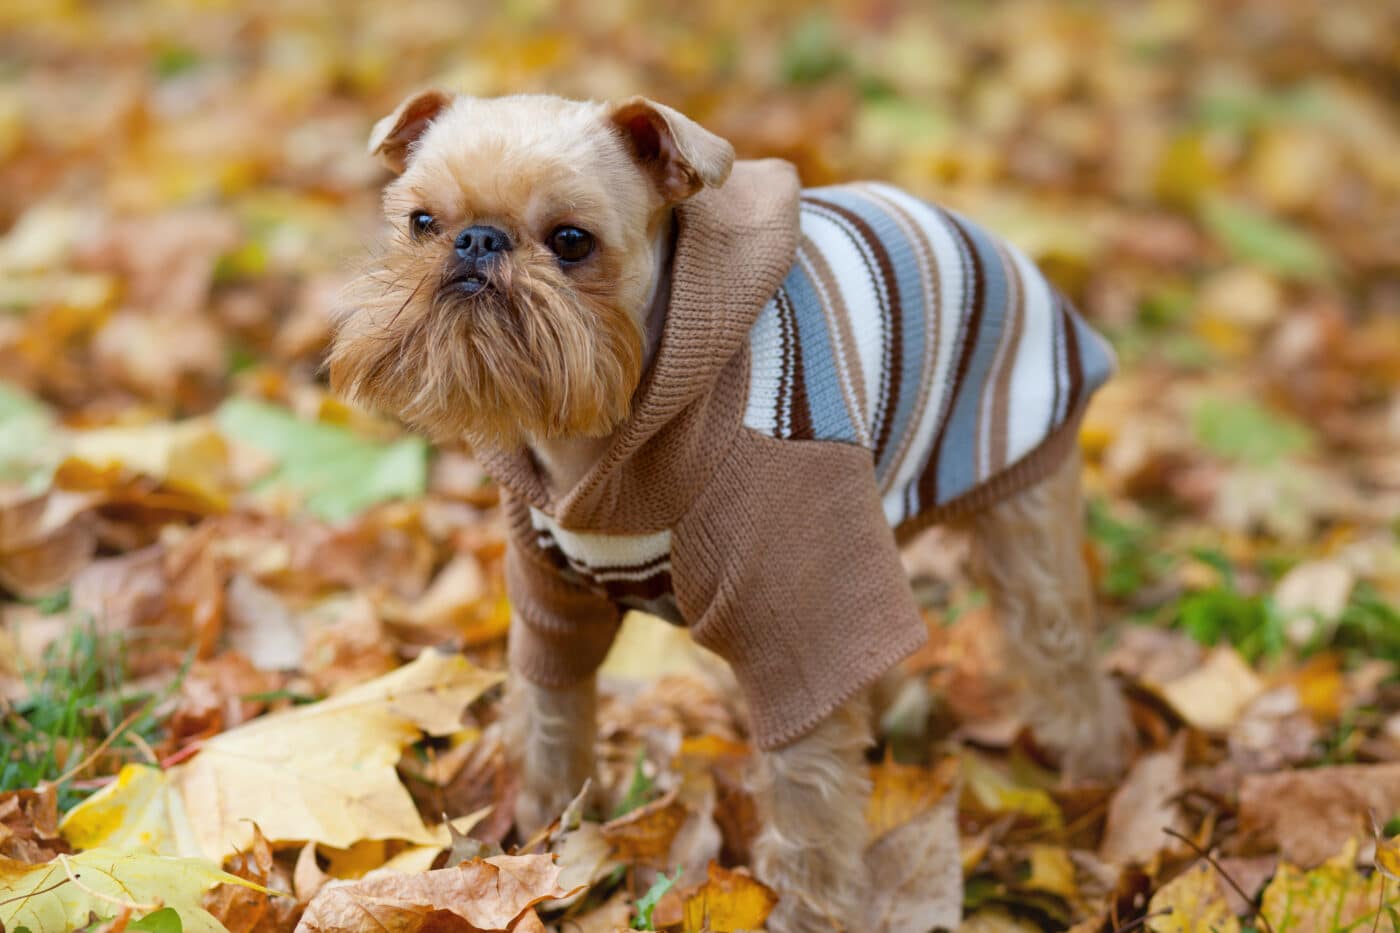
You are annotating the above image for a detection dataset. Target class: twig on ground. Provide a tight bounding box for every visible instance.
[1162,826,1275,933]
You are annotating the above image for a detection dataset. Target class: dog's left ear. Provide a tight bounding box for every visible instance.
[369,89,453,174]
[607,97,735,202]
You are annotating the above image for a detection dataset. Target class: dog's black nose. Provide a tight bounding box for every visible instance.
[454,225,513,259]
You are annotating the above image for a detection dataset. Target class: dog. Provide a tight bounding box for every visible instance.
[329,91,1132,932]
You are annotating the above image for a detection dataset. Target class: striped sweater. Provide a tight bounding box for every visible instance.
[490,161,1113,749]
[745,182,1114,532]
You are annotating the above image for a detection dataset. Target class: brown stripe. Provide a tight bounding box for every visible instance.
[781,288,815,440]
[604,570,674,603]
[863,188,941,496]
[804,196,905,464]
[917,212,985,508]
[987,243,1026,473]
[1059,292,1084,422]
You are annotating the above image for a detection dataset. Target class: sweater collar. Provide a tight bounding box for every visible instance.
[476,158,801,517]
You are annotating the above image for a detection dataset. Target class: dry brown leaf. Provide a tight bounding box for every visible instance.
[865,761,962,933]
[295,854,582,933]
[566,889,633,932]
[1239,762,1400,866]
[0,488,97,598]
[1099,733,1186,866]
[1157,646,1264,732]
[600,792,689,867]
[680,862,778,933]
[0,785,69,863]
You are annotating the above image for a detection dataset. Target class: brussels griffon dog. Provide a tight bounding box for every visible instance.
[330,91,1131,932]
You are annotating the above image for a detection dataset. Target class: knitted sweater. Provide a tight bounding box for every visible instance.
[483,160,1114,749]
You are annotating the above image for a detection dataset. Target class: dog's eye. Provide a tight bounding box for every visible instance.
[548,226,594,263]
[409,211,437,239]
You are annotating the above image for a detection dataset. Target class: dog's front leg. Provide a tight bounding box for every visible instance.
[505,669,597,837]
[753,694,872,933]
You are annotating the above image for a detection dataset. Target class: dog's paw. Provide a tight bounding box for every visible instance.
[1055,678,1134,783]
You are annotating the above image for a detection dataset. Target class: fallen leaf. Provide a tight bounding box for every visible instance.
[0,847,268,933]
[60,764,202,857]
[1100,734,1186,866]
[0,488,97,598]
[1239,762,1400,866]
[1025,845,1078,901]
[600,792,689,867]
[1157,646,1264,732]
[1260,839,1395,932]
[0,785,69,863]
[1145,861,1240,933]
[63,651,503,860]
[295,854,582,933]
[681,862,777,933]
[866,762,962,933]
[866,754,960,838]
[216,397,427,521]
[69,419,232,508]
[961,752,1063,830]
[224,572,303,670]
[567,889,633,932]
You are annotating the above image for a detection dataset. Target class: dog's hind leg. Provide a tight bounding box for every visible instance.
[968,449,1131,782]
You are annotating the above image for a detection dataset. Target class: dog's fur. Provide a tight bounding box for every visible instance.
[332,91,1130,932]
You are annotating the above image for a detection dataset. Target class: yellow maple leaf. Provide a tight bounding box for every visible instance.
[1146,861,1240,933]
[62,650,502,861]
[0,848,268,933]
[681,862,778,933]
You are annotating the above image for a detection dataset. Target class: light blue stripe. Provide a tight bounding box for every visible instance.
[810,186,929,485]
[935,212,1011,503]
[781,267,861,444]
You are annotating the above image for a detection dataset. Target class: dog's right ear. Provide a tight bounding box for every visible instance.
[368,89,453,174]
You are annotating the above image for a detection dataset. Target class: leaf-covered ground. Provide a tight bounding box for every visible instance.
[1,0,1398,930]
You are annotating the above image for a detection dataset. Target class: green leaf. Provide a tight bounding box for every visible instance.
[633,866,681,930]
[214,398,427,521]
[1199,197,1333,282]
[0,381,58,489]
[1193,397,1313,466]
[611,747,655,819]
[130,907,184,933]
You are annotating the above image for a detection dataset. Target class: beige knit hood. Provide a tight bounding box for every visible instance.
[476,159,801,531]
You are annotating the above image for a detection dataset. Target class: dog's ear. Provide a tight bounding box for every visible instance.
[369,89,453,174]
[607,97,735,202]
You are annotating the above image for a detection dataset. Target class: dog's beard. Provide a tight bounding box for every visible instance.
[328,252,643,448]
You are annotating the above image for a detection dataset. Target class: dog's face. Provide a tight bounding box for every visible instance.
[328,93,734,447]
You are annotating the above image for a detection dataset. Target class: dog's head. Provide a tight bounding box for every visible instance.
[328,92,734,446]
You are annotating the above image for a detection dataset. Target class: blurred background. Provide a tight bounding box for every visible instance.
[1,1,1400,922]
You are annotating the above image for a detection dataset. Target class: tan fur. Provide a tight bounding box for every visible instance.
[503,658,597,836]
[752,693,873,932]
[969,449,1132,781]
[330,94,729,448]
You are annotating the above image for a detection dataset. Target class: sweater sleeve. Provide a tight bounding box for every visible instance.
[671,428,928,750]
[503,495,623,687]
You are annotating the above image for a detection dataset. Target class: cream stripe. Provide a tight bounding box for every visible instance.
[1003,246,1057,462]
[529,508,671,569]
[870,187,968,515]
[861,185,940,499]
